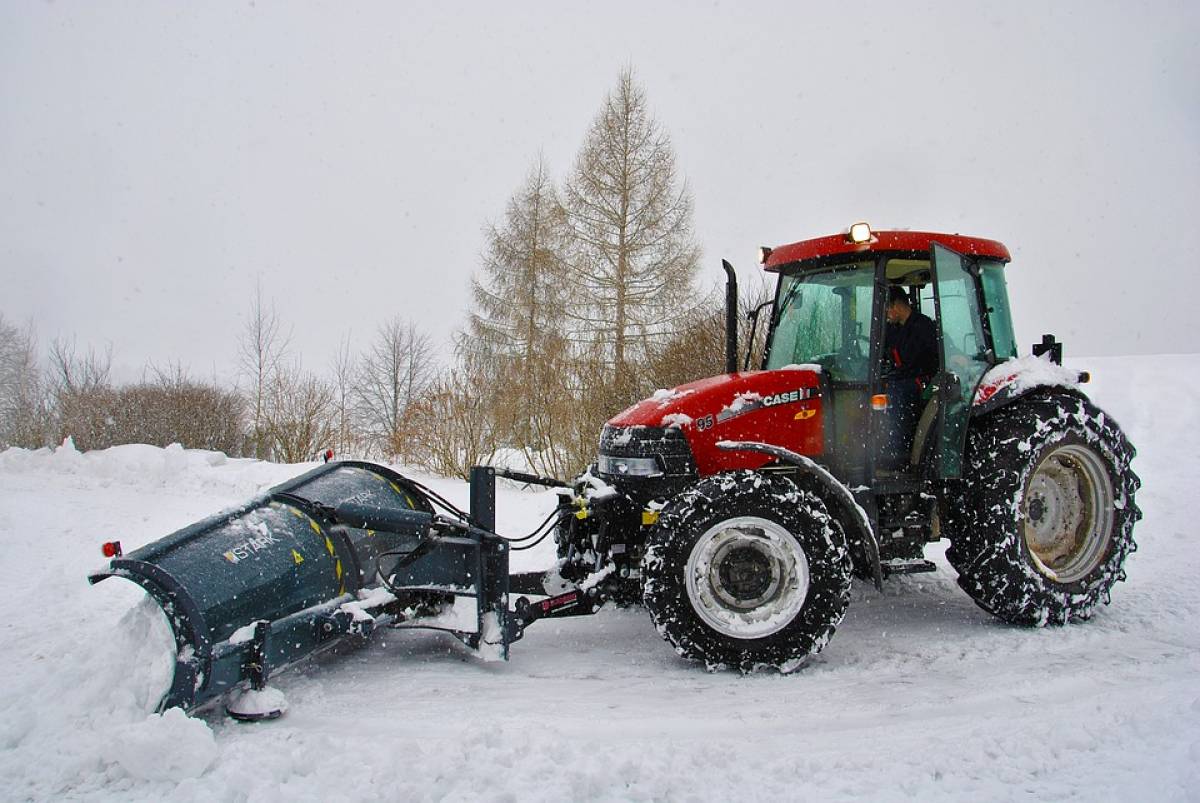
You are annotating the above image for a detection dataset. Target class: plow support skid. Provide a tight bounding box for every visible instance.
[89,461,512,714]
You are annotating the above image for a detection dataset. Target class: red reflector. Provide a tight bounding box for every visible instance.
[102,541,122,558]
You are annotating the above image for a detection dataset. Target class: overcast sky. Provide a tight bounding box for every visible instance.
[2,2,1196,384]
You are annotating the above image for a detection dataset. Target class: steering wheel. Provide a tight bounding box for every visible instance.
[834,335,870,376]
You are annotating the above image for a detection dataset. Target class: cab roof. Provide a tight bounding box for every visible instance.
[764,229,1011,271]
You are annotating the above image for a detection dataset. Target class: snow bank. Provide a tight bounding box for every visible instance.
[0,438,294,500]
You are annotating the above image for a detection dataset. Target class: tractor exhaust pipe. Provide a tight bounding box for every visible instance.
[722,259,738,374]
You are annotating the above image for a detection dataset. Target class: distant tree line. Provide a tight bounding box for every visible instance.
[0,70,769,479]
[0,322,248,457]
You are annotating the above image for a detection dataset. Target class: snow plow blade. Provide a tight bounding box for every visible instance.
[89,461,513,715]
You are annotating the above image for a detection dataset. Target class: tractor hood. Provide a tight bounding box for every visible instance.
[607,367,825,476]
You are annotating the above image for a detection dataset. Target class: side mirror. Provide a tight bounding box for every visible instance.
[1032,334,1063,365]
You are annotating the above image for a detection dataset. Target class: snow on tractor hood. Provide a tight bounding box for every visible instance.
[607,366,826,475]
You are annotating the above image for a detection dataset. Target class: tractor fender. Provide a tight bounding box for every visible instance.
[716,440,883,589]
[972,355,1088,417]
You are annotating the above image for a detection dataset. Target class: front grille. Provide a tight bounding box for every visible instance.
[597,425,698,501]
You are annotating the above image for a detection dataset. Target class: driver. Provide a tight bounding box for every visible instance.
[881,285,937,467]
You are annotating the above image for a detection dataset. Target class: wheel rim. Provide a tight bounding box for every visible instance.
[1022,443,1114,583]
[685,516,810,639]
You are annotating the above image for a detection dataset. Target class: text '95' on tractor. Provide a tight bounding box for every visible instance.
[91,223,1140,720]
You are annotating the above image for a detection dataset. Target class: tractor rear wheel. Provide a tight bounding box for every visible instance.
[945,390,1140,625]
[642,471,852,672]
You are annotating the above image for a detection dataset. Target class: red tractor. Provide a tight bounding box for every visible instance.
[552,223,1141,671]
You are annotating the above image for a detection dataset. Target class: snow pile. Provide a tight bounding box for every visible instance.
[975,352,1080,404]
[0,585,190,795]
[105,707,218,781]
[110,597,179,712]
[0,354,1197,800]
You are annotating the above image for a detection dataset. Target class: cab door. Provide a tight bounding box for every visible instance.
[930,243,993,478]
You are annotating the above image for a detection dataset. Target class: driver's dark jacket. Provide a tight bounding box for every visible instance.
[884,310,938,385]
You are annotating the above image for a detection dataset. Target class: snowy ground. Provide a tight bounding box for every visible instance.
[1,354,1197,802]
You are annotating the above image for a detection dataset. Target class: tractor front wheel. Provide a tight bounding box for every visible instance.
[642,471,852,672]
[945,390,1141,625]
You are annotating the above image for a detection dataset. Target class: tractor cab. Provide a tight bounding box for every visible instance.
[760,224,1018,488]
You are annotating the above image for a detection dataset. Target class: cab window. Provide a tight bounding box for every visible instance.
[979,261,1018,359]
[766,262,875,382]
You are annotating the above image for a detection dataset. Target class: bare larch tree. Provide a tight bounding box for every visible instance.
[562,68,702,386]
[469,155,571,449]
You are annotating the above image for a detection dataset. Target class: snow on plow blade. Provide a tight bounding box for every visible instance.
[89,461,512,715]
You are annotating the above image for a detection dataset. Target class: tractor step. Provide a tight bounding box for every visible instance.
[881,559,937,576]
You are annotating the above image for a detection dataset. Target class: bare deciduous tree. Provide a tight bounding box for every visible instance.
[408,359,500,481]
[105,368,245,454]
[0,314,46,448]
[264,364,335,464]
[521,339,607,480]
[41,350,245,454]
[49,336,111,396]
[239,282,291,458]
[48,336,113,450]
[355,318,434,461]
[646,273,774,389]
[562,68,702,389]
[330,333,358,459]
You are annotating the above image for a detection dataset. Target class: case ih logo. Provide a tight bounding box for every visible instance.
[223,533,282,564]
[717,388,814,424]
[763,390,806,407]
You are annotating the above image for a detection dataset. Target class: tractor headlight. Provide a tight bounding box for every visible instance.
[598,454,664,477]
